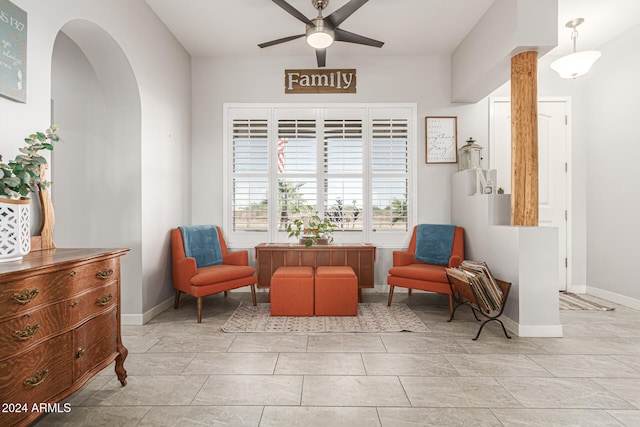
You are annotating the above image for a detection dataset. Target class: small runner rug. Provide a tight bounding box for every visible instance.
[222,302,428,333]
[559,292,614,311]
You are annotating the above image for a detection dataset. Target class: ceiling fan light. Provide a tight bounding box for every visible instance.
[550,50,602,79]
[307,30,334,49]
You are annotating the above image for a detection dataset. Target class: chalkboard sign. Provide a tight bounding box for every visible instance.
[0,0,27,103]
[426,116,457,164]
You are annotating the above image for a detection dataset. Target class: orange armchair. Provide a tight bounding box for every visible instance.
[387,225,464,315]
[171,226,257,322]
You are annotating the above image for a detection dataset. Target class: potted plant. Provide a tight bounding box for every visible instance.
[0,125,60,262]
[286,206,335,248]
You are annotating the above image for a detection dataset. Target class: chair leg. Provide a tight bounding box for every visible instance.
[448,294,454,316]
[174,290,181,309]
[408,289,412,296]
[197,297,203,323]
[387,285,395,306]
[224,291,228,297]
[250,284,257,306]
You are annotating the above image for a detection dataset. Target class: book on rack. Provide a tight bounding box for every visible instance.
[446,260,503,312]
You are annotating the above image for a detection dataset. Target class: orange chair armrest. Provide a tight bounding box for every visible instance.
[393,251,415,266]
[173,257,197,286]
[449,255,463,268]
[223,250,249,266]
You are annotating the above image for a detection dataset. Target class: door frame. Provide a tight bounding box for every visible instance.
[489,96,573,292]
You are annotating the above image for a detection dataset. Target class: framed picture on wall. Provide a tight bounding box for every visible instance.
[425,116,457,164]
[0,0,27,103]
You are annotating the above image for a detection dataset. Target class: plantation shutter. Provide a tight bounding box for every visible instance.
[371,118,409,231]
[323,119,364,230]
[231,119,268,231]
[276,119,317,231]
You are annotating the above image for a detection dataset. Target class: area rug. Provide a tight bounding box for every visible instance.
[221,302,428,333]
[559,292,615,311]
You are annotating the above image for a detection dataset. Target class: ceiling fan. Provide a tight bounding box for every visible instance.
[258,0,384,67]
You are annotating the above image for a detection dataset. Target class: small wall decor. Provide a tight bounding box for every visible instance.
[426,116,457,163]
[0,0,27,103]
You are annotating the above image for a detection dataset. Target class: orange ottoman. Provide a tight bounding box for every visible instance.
[270,266,314,316]
[315,266,358,316]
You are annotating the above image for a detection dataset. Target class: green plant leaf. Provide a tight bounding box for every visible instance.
[17,170,30,183]
[4,176,20,186]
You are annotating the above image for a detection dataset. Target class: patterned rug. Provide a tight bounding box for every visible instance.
[221,302,428,333]
[559,292,614,311]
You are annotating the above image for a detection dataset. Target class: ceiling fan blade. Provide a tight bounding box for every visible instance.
[258,34,305,48]
[326,0,369,27]
[316,48,326,68]
[272,0,312,25]
[334,28,384,48]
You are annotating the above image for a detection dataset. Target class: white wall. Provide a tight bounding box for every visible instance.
[584,24,640,306]
[1,0,192,323]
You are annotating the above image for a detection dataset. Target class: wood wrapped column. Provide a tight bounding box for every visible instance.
[510,51,539,226]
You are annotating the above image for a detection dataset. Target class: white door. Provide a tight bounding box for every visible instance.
[489,98,570,291]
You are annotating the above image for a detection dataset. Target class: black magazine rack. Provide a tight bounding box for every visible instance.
[446,269,512,340]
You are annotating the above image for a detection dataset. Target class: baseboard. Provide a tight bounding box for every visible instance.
[120,314,144,326]
[500,316,563,338]
[587,286,640,311]
[121,296,174,326]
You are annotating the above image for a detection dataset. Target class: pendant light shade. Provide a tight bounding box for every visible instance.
[551,18,601,79]
[550,50,602,79]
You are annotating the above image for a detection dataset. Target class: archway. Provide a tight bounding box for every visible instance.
[50,20,142,316]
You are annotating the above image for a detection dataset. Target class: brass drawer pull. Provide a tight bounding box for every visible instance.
[76,348,86,358]
[12,288,39,305]
[70,301,78,307]
[24,369,48,387]
[69,270,78,277]
[96,268,114,280]
[95,294,113,306]
[13,323,40,341]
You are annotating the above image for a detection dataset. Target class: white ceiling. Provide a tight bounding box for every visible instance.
[145,0,640,61]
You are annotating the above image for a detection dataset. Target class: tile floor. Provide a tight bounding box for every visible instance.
[35,291,640,426]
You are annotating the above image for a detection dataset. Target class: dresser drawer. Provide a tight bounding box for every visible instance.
[68,281,118,326]
[0,333,73,426]
[0,258,119,320]
[73,308,118,382]
[0,274,73,319]
[0,302,69,358]
[66,257,120,294]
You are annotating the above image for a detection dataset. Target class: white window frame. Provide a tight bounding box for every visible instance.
[223,103,417,248]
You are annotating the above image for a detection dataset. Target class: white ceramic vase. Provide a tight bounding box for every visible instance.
[0,197,31,262]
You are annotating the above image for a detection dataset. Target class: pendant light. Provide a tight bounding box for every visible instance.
[550,18,601,79]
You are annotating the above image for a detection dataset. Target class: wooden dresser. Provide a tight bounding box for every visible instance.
[0,248,129,427]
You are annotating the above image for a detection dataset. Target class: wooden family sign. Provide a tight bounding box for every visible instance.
[285,69,356,94]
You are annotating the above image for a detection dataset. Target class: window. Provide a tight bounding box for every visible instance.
[224,104,416,247]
